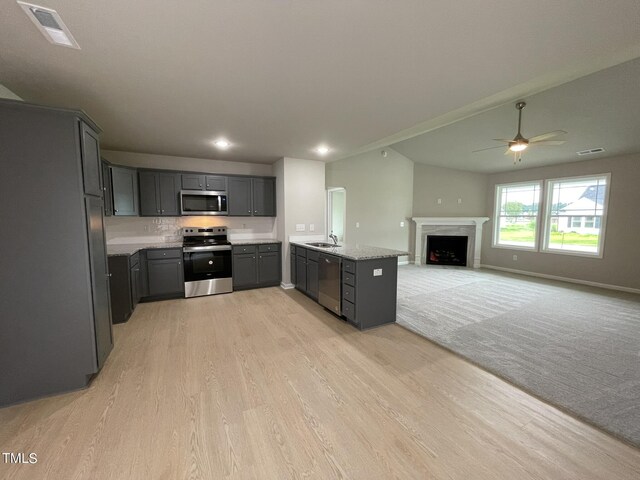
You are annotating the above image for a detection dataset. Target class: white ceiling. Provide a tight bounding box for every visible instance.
[1,1,640,164]
[391,58,640,173]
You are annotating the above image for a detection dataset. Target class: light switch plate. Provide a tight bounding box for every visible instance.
[373,268,382,276]
[437,198,442,204]
[400,221,405,227]
[309,223,315,232]
[457,198,462,204]
[296,224,305,232]
[356,222,360,228]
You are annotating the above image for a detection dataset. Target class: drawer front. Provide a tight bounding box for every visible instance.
[306,249,320,262]
[342,300,356,322]
[129,251,140,268]
[258,243,280,253]
[343,260,356,274]
[343,271,355,287]
[232,245,257,254]
[342,284,355,303]
[296,247,307,259]
[146,248,181,260]
[290,245,296,256]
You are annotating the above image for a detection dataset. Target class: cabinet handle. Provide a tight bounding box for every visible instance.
[161,209,164,213]
[157,209,160,213]
[178,262,181,265]
[106,273,112,277]
[163,253,166,256]
[114,209,118,213]
[206,184,210,187]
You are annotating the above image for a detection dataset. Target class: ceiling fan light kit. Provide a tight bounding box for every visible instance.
[473,101,567,165]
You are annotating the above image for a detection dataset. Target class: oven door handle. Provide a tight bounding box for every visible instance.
[183,245,232,252]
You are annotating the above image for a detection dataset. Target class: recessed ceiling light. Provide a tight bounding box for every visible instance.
[315,145,330,156]
[213,139,231,150]
[18,2,80,49]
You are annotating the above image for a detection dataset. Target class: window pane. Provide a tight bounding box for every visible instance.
[494,183,540,249]
[546,176,607,254]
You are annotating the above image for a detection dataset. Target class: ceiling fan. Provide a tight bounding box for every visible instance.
[473,101,567,164]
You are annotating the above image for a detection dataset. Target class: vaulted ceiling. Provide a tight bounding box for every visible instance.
[1,1,639,166]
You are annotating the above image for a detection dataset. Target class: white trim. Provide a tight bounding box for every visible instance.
[412,217,489,268]
[280,282,295,289]
[481,264,640,294]
[541,173,611,259]
[492,180,543,251]
[398,259,410,266]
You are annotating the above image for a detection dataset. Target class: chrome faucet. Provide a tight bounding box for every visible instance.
[329,232,338,245]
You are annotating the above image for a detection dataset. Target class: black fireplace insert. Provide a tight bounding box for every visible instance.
[426,235,468,266]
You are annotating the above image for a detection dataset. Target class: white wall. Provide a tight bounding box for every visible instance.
[102,150,276,242]
[326,148,413,259]
[276,157,327,285]
[0,84,22,101]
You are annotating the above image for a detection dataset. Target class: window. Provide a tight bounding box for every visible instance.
[543,174,609,256]
[493,182,541,250]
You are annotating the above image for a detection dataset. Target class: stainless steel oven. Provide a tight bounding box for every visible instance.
[182,227,233,297]
[180,190,228,216]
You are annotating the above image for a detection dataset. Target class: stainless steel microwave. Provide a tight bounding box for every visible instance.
[180,190,228,216]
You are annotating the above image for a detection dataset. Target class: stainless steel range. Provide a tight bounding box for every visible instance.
[182,226,233,298]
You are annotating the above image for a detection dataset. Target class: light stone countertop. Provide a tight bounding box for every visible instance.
[107,242,183,257]
[291,242,409,261]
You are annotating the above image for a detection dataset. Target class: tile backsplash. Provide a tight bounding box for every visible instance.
[105,216,277,243]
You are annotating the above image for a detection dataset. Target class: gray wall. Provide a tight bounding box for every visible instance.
[326,148,413,259]
[481,153,640,290]
[413,163,489,216]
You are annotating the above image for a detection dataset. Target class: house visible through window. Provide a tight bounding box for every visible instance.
[493,182,541,249]
[543,174,609,256]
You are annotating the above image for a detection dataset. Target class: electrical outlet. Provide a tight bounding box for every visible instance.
[437,198,442,205]
[513,254,518,261]
[457,198,462,204]
[400,221,405,227]
[296,224,305,232]
[309,223,315,232]
[356,222,360,228]
[373,268,382,276]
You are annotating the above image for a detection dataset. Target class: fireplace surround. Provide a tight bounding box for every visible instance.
[411,217,489,268]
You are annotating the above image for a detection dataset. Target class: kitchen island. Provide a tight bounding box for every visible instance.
[290,242,408,330]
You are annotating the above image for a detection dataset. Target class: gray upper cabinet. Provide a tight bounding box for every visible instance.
[252,177,276,216]
[228,177,253,216]
[181,174,227,192]
[228,176,276,217]
[80,122,102,197]
[111,166,139,216]
[139,171,180,216]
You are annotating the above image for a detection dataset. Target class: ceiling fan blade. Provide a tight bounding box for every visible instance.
[528,130,567,142]
[492,139,512,143]
[504,148,513,156]
[530,140,566,146]
[472,145,508,153]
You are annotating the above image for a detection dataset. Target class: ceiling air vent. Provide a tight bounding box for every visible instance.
[17,1,80,49]
[577,148,605,156]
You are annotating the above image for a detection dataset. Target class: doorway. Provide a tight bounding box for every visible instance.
[327,188,346,243]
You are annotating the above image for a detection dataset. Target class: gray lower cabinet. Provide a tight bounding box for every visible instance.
[228,176,276,217]
[111,166,139,216]
[145,249,184,297]
[139,170,180,216]
[232,243,281,290]
[0,99,112,407]
[293,247,318,298]
[107,252,141,324]
[292,245,398,330]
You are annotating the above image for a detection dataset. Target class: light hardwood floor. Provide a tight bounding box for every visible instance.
[1,287,639,479]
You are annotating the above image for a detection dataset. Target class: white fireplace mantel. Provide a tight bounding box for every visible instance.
[412,217,490,268]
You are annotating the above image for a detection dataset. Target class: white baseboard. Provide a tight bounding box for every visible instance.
[280,282,295,290]
[481,264,640,294]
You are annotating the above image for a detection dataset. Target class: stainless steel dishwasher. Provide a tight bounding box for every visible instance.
[318,253,342,315]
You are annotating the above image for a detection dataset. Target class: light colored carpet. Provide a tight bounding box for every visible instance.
[396,264,640,447]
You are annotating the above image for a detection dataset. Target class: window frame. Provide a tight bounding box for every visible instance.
[541,173,611,258]
[492,180,543,252]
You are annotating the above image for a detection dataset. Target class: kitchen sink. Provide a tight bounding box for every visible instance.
[306,242,340,248]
